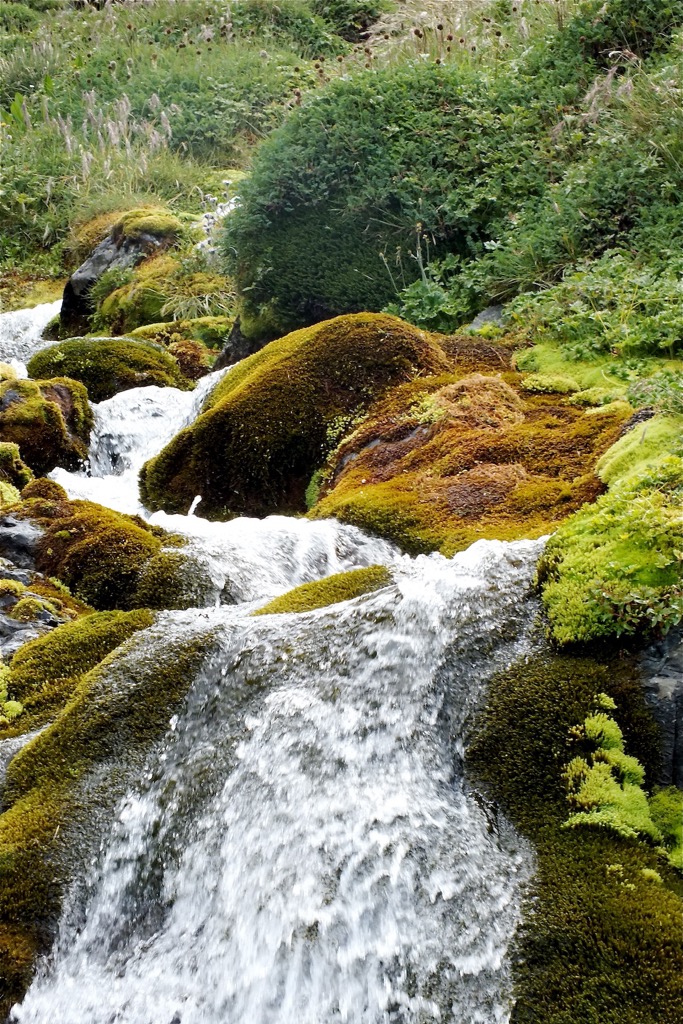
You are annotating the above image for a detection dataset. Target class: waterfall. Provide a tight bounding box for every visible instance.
[3,303,546,1023]
[0,301,62,372]
[11,536,541,1024]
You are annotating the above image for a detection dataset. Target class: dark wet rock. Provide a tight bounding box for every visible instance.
[0,517,43,568]
[213,316,264,370]
[640,628,683,788]
[466,304,505,330]
[620,407,656,436]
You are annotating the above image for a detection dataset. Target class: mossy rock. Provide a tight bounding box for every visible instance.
[134,550,216,610]
[0,609,153,738]
[140,313,450,519]
[15,495,165,610]
[0,615,213,1017]
[130,315,233,349]
[27,338,192,404]
[0,443,33,492]
[111,207,182,245]
[310,371,629,556]
[253,564,393,615]
[0,377,92,476]
[467,644,683,1023]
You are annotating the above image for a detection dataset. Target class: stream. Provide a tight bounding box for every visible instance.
[0,304,543,1024]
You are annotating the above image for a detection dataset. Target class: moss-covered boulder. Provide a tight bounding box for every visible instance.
[140,313,450,519]
[309,360,629,556]
[11,494,165,610]
[0,614,212,1017]
[467,645,683,1024]
[0,377,92,476]
[130,315,234,350]
[253,565,392,615]
[27,338,193,403]
[0,443,33,508]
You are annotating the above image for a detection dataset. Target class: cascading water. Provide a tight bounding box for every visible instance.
[0,300,62,372]
[12,537,541,1024]
[3,302,546,1023]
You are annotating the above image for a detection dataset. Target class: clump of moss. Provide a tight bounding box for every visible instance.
[310,369,627,556]
[8,596,59,623]
[0,615,212,1014]
[520,373,580,395]
[130,315,233,350]
[14,495,164,610]
[111,207,182,245]
[563,694,667,847]
[133,549,215,610]
[538,453,683,644]
[27,338,192,403]
[0,377,92,476]
[467,645,683,1024]
[253,565,392,616]
[20,478,67,502]
[0,442,33,491]
[140,313,450,519]
[0,609,153,736]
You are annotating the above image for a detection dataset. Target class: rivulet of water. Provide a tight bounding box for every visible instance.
[0,300,62,372]
[12,535,541,1024]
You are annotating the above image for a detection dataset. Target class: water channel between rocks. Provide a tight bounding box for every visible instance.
[1,304,544,1024]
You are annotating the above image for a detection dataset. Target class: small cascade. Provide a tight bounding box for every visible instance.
[12,536,542,1024]
[0,300,62,372]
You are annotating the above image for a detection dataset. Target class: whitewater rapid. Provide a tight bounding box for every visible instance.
[1,302,541,1023]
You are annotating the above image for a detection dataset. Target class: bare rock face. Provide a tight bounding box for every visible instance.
[60,232,161,335]
[640,629,683,788]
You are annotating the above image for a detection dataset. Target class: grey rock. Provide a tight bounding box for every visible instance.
[60,230,163,334]
[640,628,683,788]
[0,516,43,568]
[466,305,505,331]
[214,317,265,370]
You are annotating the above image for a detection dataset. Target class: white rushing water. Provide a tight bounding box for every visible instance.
[13,536,541,1024]
[3,301,543,1023]
[0,300,62,372]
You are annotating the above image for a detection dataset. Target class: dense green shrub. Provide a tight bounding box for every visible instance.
[221,60,568,333]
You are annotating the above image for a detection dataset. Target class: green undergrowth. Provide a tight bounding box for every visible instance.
[537,436,683,644]
[0,616,213,1017]
[467,645,683,1024]
[27,337,193,403]
[139,313,449,519]
[253,564,392,615]
[563,693,682,867]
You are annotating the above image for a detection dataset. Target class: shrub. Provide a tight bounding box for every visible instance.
[221,59,564,333]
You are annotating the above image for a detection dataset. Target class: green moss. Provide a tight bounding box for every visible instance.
[27,338,192,403]
[311,371,627,556]
[253,565,392,615]
[133,550,215,610]
[596,414,683,486]
[20,478,68,502]
[538,454,683,644]
[24,498,163,611]
[649,787,683,870]
[0,579,25,598]
[8,596,58,623]
[0,616,212,1014]
[520,373,580,395]
[0,377,92,476]
[140,313,450,519]
[130,315,233,349]
[0,442,33,490]
[0,481,20,507]
[112,207,182,244]
[0,609,153,736]
[467,646,683,1024]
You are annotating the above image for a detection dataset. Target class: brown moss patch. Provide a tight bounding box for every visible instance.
[311,371,630,556]
[140,313,451,519]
